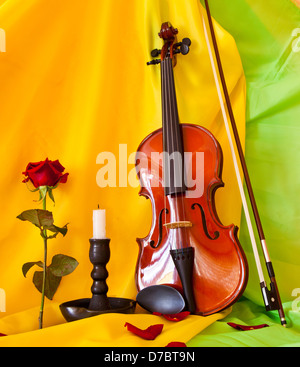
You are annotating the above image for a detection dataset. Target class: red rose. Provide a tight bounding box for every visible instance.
[22,158,69,188]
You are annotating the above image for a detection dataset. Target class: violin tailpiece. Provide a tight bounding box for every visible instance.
[170,247,196,314]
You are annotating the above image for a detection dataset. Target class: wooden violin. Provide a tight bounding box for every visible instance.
[135,22,248,315]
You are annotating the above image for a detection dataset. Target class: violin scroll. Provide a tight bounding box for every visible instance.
[158,22,178,40]
[147,22,191,65]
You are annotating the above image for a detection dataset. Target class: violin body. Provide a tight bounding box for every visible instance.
[136,124,248,315]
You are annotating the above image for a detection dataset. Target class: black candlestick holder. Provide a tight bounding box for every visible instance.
[60,238,136,322]
[88,238,111,311]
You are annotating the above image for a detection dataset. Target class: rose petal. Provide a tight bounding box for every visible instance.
[227,322,269,331]
[165,342,187,347]
[124,322,163,340]
[50,159,65,173]
[24,161,44,171]
[153,311,190,321]
[59,172,69,184]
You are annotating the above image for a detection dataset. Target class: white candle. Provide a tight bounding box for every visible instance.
[93,208,106,239]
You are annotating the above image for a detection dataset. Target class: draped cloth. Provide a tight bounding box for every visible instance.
[0,0,299,347]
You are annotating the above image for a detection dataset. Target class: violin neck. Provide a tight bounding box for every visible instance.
[161,58,186,196]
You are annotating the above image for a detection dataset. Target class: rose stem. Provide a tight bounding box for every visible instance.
[39,193,48,329]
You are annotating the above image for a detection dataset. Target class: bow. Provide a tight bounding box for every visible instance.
[200,0,286,327]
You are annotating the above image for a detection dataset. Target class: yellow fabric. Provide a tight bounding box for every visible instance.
[0,303,230,347]
[0,0,246,346]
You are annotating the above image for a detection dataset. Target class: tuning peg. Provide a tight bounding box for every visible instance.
[180,43,190,55]
[180,38,191,55]
[182,38,191,47]
[172,38,191,56]
[151,49,161,57]
[147,59,161,66]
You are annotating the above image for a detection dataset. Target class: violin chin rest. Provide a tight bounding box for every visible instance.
[136,284,186,314]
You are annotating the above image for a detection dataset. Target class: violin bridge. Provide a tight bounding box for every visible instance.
[164,221,193,229]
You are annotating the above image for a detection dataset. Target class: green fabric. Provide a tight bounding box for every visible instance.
[187,297,300,347]
[191,0,300,346]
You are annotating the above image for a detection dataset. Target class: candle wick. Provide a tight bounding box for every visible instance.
[98,204,100,209]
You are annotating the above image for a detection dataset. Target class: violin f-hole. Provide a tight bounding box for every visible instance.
[150,208,169,249]
[191,203,220,240]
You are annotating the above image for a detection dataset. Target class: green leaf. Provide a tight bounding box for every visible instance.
[33,269,61,300]
[44,223,68,237]
[22,261,43,277]
[41,232,58,240]
[38,186,48,203]
[17,209,54,230]
[48,254,79,277]
[47,188,55,204]
[24,181,39,193]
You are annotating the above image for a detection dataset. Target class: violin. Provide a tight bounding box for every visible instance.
[135,22,248,315]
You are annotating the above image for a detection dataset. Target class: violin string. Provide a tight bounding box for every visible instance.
[176,56,189,250]
[168,55,187,250]
[162,59,171,249]
[161,53,190,252]
[165,56,176,250]
[167,57,174,250]
[168,57,177,250]
[167,57,176,251]
[171,57,187,250]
